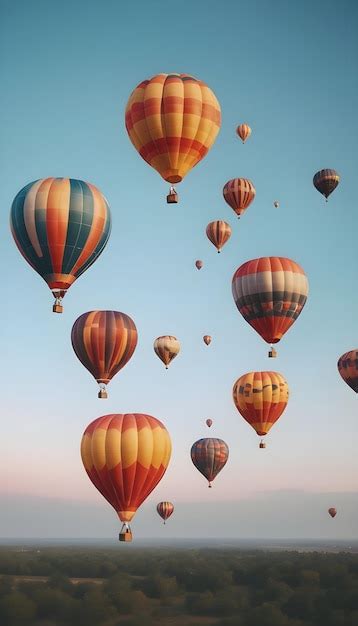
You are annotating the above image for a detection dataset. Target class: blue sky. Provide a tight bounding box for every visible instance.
[0,0,357,539]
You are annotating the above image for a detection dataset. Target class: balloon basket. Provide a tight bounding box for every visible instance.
[53,303,63,314]
[167,192,178,204]
[259,441,266,449]
[268,348,277,358]
[119,530,132,542]
[98,389,108,399]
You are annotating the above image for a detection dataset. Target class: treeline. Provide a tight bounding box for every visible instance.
[0,547,357,625]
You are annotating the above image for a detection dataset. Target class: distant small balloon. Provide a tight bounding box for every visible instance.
[206,220,232,253]
[274,200,279,208]
[337,350,358,393]
[236,124,251,143]
[328,508,337,518]
[203,335,212,346]
[195,260,203,270]
[206,419,213,428]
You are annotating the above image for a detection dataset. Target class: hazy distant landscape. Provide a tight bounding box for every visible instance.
[0,543,357,625]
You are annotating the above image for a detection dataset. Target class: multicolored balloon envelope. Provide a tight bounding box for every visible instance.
[10,178,111,313]
[232,257,309,356]
[71,311,138,398]
[233,371,289,447]
[206,220,231,253]
[313,169,340,201]
[81,414,172,541]
[125,73,221,202]
[154,336,180,369]
[191,438,229,487]
[337,350,358,393]
[236,123,251,143]
[157,501,174,524]
[223,178,256,218]
[328,507,337,518]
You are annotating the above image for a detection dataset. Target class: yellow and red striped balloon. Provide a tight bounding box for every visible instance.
[206,220,232,253]
[154,336,180,369]
[233,372,289,444]
[71,311,138,397]
[236,123,251,143]
[10,178,111,312]
[157,501,174,524]
[337,350,358,393]
[223,178,256,218]
[232,257,309,354]
[125,73,221,199]
[81,413,172,537]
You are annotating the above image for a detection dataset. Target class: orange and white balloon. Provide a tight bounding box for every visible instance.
[154,336,180,369]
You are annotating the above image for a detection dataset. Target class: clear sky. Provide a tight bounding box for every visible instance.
[0,0,357,540]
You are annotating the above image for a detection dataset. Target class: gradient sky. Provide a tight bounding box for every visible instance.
[0,0,357,539]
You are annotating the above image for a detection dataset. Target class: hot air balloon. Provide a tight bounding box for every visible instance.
[232,257,309,357]
[223,178,256,218]
[10,178,111,313]
[206,418,213,428]
[191,438,229,487]
[195,260,203,270]
[328,508,337,518]
[157,501,174,524]
[233,372,289,448]
[154,336,180,369]
[203,335,212,346]
[273,200,279,208]
[337,350,358,393]
[313,169,340,201]
[81,413,172,541]
[236,124,251,143]
[125,73,221,203]
[206,221,232,253]
[71,311,138,398]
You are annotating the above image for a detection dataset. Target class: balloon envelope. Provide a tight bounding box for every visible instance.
[223,178,256,218]
[10,178,111,307]
[206,221,231,252]
[203,335,212,345]
[191,438,229,486]
[232,257,309,346]
[154,336,180,368]
[71,311,138,391]
[328,508,337,518]
[195,260,203,270]
[236,123,251,143]
[157,501,174,522]
[233,372,289,437]
[125,73,221,185]
[81,414,172,525]
[337,350,358,393]
[206,419,213,428]
[313,169,340,199]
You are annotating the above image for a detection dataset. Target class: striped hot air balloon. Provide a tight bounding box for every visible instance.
[206,220,232,253]
[71,311,138,398]
[337,350,358,393]
[223,178,256,218]
[81,414,172,541]
[232,257,309,356]
[125,73,221,203]
[191,438,229,487]
[157,501,174,524]
[10,178,111,313]
[233,371,289,448]
[236,123,251,143]
[154,336,180,369]
[313,169,340,201]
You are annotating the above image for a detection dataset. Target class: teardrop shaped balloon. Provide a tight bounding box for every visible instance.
[203,335,212,346]
[81,413,172,541]
[223,178,256,218]
[195,260,203,270]
[191,438,229,487]
[206,418,213,428]
[71,311,138,398]
[232,257,309,356]
[154,336,180,369]
[313,169,340,201]
[273,200,280,208]
[233,372,289,447]
[337,350,358,393]
[125,73,221,203]
[206,220,232,253]
[10,178,111,313]
[236,124,251,143]
[328,508,337,518]
[157,501,174,524]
